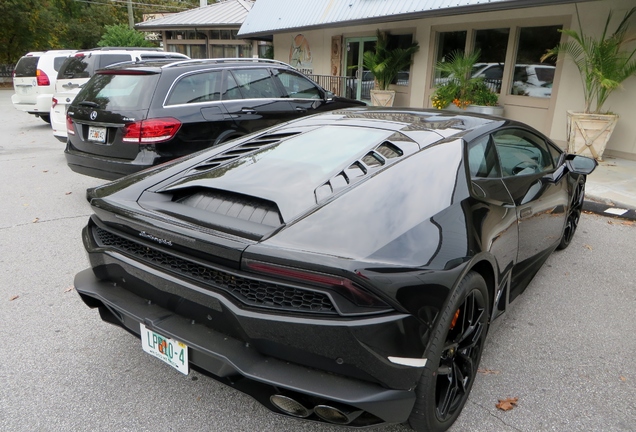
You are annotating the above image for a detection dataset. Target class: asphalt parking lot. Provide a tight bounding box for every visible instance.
[0,88,634,432]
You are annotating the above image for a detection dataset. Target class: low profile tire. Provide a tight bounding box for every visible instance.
[39,114,51,123]
[408,271,489,432]
[557,181,585,250]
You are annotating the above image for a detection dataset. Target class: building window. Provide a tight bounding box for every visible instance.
[511,25,561,98]
[189,45,207,59]
[435,31,467,81]
[387,34,416,86]
[473,28,509,93]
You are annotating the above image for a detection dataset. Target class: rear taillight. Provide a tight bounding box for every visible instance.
[36,69,50,86]
[66,115,75,135]
[52,97,58,109]
[243,260,390,309]
[122,118,181,144]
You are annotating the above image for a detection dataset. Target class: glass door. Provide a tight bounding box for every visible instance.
[344,37,376,103]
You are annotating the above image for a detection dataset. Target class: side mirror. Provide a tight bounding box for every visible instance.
[565,154,597,175]
[325,90,335,102]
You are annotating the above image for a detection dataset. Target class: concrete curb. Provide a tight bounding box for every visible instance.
[583,197,636,221]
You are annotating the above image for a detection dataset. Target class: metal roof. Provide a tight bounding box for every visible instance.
[136,0,254,30]
[237,0,597,38]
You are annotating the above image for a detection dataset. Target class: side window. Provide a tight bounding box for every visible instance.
[166,71,221,105]
[231,68,282,99]
[222,72,242,100]
[98,54,133,69]
[274,70,322,99]
[53,57,68,71]
[467,134,501,178]
[492,128,554,177]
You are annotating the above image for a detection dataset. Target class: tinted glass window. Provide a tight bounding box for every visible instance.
[53,56,68,71]
[434,31,467,83]
[511,25,561,98]
[58,56,94,79]
[74,73,159,110]
[166,71,221,105]
[275,70,321,99]
[222,72,242,100]
[468,135,501,178]
[492,129,554,177]
[98,54,132,69]
[231,69,281,99]
[14,57,39,77]
[473,28,509,93]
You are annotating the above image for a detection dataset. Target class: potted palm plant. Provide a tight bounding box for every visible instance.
[363,30,419,106]
[541,6,636,161]
[431,50,503,115]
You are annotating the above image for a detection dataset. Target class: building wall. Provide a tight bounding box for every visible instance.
[272,0,636,159]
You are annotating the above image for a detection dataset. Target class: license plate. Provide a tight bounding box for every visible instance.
[140,324,189,375]
[88,126,106,143]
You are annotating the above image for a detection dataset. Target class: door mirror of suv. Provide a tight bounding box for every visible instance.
[325,90,334,102]
[565,154,597,175]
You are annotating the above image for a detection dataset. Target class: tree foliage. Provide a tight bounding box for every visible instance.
[0,0,201,64]
[98,24,155,48]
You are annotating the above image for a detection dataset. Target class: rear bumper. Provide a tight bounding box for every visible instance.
[11,93,52,114]
[64,143,157,180]
[75,268,417,425]
[73,219,429,425]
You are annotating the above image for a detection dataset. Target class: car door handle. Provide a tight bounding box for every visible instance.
[295,107,307,112]
[519,207,533,219]
[241,108,257,114]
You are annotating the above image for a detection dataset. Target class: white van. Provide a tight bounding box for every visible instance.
[51,48,189,141]
[12,50,76,123]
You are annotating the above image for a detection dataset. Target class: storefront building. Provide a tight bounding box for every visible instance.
[238,0,636,159]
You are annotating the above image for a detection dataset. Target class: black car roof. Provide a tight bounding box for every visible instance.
[99,58,297,74]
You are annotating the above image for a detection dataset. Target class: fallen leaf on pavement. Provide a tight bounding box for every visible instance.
[9,295,19,301]
[65,192,72,195]
[478,368,500,375]
[43,170,48,173]
[32,217,39,223]
[584,244,593,250]
[622,221,634,226]
[620,376,627,382]
[496,397,518,411]
[64,286,74,293]
[607,220,614,224]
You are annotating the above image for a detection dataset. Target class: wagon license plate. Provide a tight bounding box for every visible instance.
[88,126,106,143]
[140,324,189,375]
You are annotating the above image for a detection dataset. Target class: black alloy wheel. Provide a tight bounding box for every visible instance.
[409,271,489,432]
[558,181,585,250]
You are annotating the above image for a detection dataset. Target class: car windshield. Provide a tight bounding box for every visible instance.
[73,73,159,110]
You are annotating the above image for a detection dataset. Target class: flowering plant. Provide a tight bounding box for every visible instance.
[431,50,499,109]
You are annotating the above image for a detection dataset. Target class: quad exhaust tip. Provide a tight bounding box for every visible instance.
[269,394,311,418]
[314,404,363,424]
[270,394,364,424]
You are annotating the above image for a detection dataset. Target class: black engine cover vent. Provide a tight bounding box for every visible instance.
[175,188,283,228]
[190,131,302,173]
[314,141,405,203]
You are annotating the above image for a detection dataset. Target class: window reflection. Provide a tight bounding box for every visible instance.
[473,28,509,93]
[511,26,561,98]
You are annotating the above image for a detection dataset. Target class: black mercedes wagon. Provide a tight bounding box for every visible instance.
[64,58,364,180]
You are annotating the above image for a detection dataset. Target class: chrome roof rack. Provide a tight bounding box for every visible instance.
[162,58,291,69]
